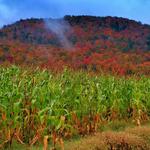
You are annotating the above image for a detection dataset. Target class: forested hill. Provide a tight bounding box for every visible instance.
[0,16,149,75]
[1,15,150,51]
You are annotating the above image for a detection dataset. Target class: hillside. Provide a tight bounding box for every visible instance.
[0,15,149,75]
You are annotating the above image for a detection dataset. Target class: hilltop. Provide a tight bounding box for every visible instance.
[0,15,149,75]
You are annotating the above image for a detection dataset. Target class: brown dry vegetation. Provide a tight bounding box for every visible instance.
[126,126,150,143]
[65,126,150,150]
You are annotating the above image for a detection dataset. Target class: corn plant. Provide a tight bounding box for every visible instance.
[0,65,149,149]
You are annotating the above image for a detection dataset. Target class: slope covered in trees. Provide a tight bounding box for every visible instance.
[0,15,149,75]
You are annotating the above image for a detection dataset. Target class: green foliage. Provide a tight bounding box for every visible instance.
[0,66,149,148]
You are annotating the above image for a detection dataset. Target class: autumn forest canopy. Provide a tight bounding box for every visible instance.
[0,15,149,75]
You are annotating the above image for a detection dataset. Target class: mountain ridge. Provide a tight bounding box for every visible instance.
[0,15,149,75]
[0,15,150,49]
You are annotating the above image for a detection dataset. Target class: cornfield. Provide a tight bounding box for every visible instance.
[0,66,150,149]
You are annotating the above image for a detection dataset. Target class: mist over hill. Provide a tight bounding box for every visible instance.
[0,15,149,75]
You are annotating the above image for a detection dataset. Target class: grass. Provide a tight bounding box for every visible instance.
[0,65,150,149]
[8,124,150,150]
[65,124,150,150]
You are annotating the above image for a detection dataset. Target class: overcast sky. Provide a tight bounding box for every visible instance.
[0,0,150,27]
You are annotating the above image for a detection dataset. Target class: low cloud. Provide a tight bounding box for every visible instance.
[45,18,73,50]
